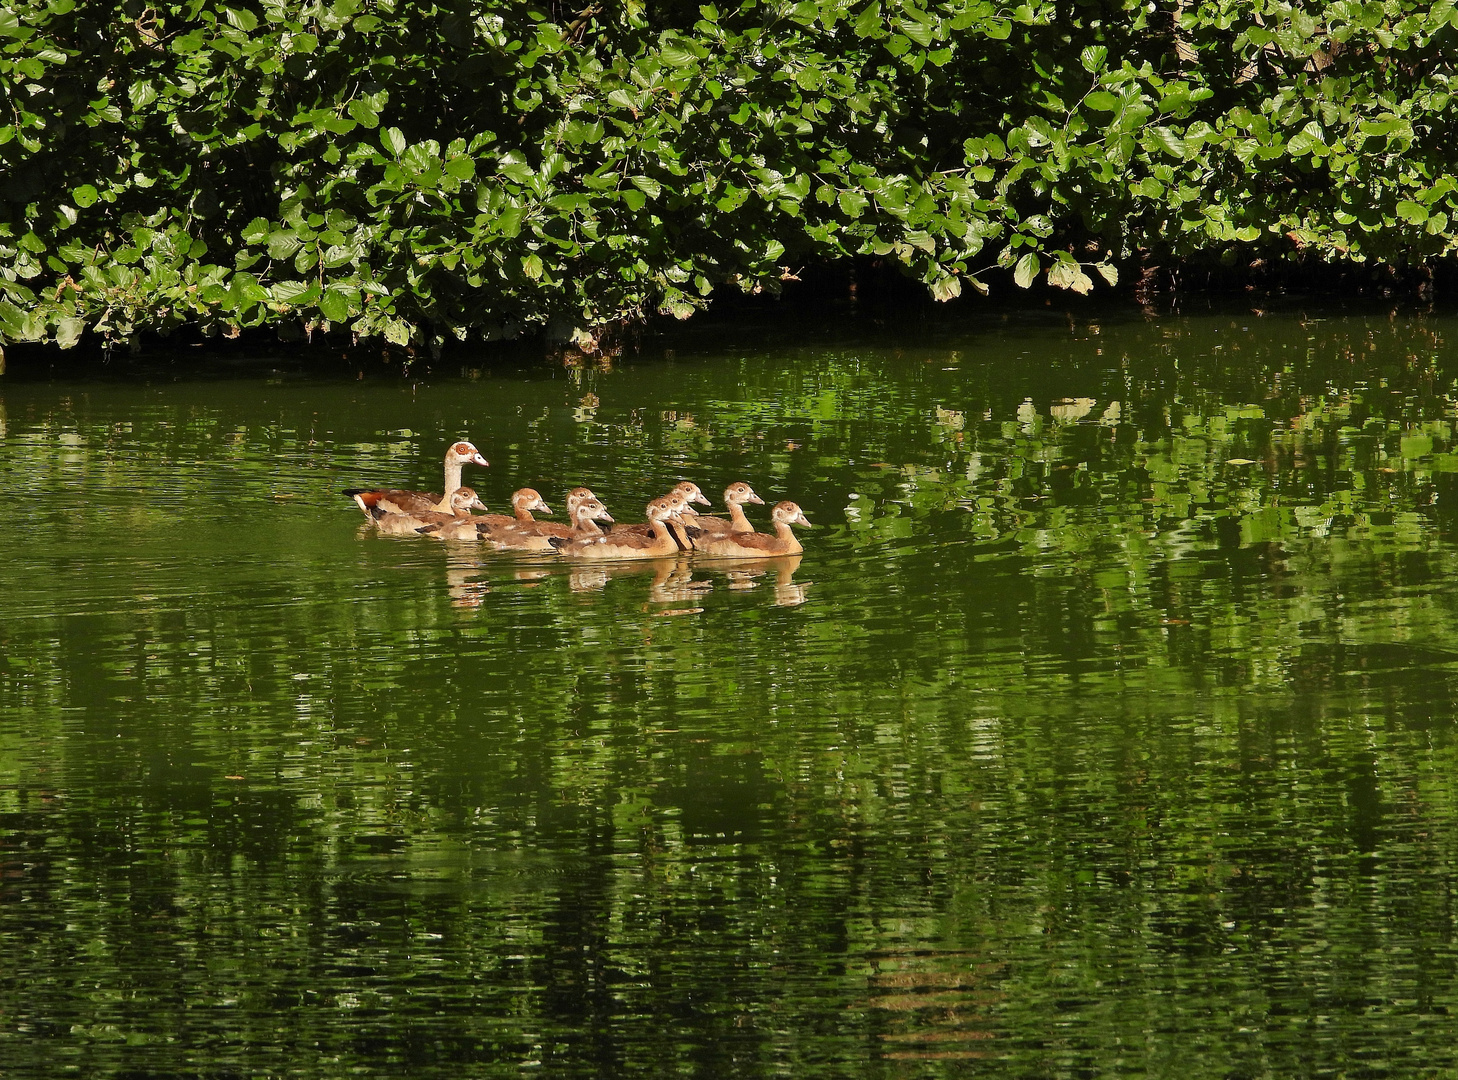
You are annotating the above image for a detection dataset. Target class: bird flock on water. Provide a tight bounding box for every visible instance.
[343,440,814,561]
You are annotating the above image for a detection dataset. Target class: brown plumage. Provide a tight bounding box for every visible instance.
[344,440,489,517]
[611,490,700,549]
[689,501,813,558]
[549,497,683,560]
[687,481,764,544]
[530,487,601,539]
[476,498,614,552]
[476,488,552,530]
[369,486,485,536]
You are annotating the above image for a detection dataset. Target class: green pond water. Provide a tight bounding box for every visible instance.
[5,307,1458,1078]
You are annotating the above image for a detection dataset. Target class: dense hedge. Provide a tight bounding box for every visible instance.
[2,0,1456,355]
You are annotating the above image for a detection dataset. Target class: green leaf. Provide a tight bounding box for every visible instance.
[522,253,544,280]
[1047,257,1093,294]
[1391,200,1427,224]
[1013,252,1039,289]
[128,81,158,110]
[402,142,439,175]
[347,99,379,128]
[72,184,98,208]
[929,275,961,301]
[270,280,319,305]
[268,231,301,260]
[319,286,350,322]
[897,17,934,47]
[630,176,662,199]
[499,155,534,182]
[382,127,406,156]
[853,1,882,38]
[838,189,869,218]
[1150,126,1186,159]
[496,204,525,237]
[229,272,269,305]
[56,316,84,349]
[172,28,205,53]
[224,6,259,31]
[1084,91,1119,112]
[242,217,271,244]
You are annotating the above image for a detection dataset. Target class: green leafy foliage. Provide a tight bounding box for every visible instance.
[2,0,1456,351]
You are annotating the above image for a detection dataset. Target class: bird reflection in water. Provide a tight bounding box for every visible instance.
[706,554,808,607]
[567,554,711,607]
[439,552,804,610]
[444,549,490,610]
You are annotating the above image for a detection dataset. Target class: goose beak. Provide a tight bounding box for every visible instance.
[693,492,711,506]
[469,496,488,512]
[795,511,814,527]
[681,505,700,517]
[599,510,615,523]
[536,499,553,515]
[472,453,489,467]
[746,492,765,505]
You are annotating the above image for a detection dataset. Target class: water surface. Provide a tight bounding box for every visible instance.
[5,307,1458,1077]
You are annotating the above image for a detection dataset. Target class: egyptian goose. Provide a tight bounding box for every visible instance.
[687,482,764,543]
[368,486,486,536]
[343,440,489,518]
[474,497,615,551]
[670,481,712,509]
[689,501,813,558]
[611,490,701,549]
[477,488,552,529]
[549,497,682,560]
[607,482,707,530]
[529,487,601,540]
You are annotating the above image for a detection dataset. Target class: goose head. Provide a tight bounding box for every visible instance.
[724,481,764,508]
[574,498,614,526]
[448,487,487,514]
[448,441,490,468]
[771,501,813,529]
[513,488,552,515]
[671,481,712,507]
[663,492,699,518]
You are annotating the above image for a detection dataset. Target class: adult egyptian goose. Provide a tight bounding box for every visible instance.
[343,440,489,518]
[369,486,486,536]
[474,497,615,552]
[549,497,682,560]
[688,482,764,543]
[689,501,813,558]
